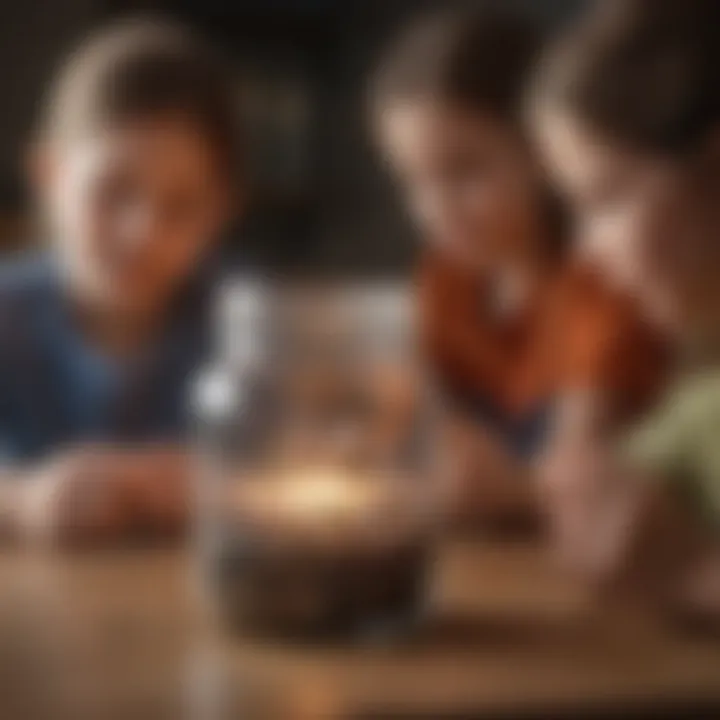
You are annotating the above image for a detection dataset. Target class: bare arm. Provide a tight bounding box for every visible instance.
[0,446,191,547]
[438,411,538,530]
[539,394,720,620]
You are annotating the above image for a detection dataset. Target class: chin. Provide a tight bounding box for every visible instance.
[99,290,153,319]
[643,293,681,336]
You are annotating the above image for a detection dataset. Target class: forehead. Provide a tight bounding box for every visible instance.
[60,116,222,183]
[379,99,514,163]
[533,104,646,195]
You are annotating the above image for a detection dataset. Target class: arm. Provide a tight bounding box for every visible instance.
[0,445,191,547]
[541,445,716,618]
[420,260,543,526]
[538,267,677,579]
[537,388,670,581]
[0,469,29,540]
[115,446,191,535]
[439,410,539,530]
[540,382,720,623]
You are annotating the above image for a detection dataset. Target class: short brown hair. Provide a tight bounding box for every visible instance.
[371,6,542,126]
[41,18,239,179]
[535,0,720,155]
[371,6,567,258]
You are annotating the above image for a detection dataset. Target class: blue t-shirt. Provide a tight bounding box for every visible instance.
[0,257,213,461]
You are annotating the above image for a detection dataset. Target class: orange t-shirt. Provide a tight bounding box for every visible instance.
[418,250,669,421]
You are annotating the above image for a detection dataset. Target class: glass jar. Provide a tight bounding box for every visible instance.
[193,277,439,641]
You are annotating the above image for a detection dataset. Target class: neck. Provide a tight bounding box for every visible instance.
[67,290,165,358]
[501,220,562,300]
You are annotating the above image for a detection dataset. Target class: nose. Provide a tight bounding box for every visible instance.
[117,200,160,254]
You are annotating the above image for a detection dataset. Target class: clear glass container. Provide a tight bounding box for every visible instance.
[193,277,438,641]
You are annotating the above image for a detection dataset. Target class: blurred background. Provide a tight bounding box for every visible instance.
[0,0,586,274]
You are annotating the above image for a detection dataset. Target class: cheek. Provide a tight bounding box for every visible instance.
[158,223,207,277]
[144,202,219,281]
[635,189,698,288]
[409,181,481,255]
[580,185,665,280]
[49,176,113,277]
[427,181,500,265]
[464,172,539,260]
[452,172,517,236]
[586,194,688,325]
[50,167,103,241]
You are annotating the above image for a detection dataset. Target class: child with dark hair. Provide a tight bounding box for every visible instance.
[0,19,239,543]
[533,0,720,616]
[371,6,668,524]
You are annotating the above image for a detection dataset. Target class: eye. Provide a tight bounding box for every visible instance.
[165,188,204,223]
[445,150,492,183]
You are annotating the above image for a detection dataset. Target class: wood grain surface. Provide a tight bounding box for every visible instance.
[1,539,720,719]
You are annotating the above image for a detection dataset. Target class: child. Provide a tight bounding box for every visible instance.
[532,0,720,616]
[371,7,668,524]
[0,20,238,544]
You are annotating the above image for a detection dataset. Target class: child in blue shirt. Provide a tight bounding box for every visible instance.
[0,19,238,544]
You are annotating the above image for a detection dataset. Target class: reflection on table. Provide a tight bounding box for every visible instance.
[3,537,720,719]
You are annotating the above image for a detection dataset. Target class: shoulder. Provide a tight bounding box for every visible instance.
[555,260,663,348]
[621,371,720,476]
[552,262,624,316]
[667,371,720,422]
[416,249,485,310]
[417,248,473,282]
[0,254,57,335]
[551,261,671,412]
[0,253,56,295]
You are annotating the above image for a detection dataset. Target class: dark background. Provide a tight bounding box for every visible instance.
[0,0,586,273]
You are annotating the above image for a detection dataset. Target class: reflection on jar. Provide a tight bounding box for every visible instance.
[194,279,440,641]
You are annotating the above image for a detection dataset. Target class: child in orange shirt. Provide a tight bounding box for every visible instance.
[371,6,668,523]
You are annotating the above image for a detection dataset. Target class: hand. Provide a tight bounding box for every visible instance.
[15,448,136,546]
[12,446,190,546]
[437,413,535,527]
[538,439,642,582]
[122,448,190,534]
[675,551,720,623]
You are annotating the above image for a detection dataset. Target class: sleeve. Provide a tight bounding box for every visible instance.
[618,379,720,534]
[556,269,670,423]
[621,389,697,482]
[0,375,21,466]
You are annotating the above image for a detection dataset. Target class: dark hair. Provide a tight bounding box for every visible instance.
[536,0,720,156]
[372,5,542,126]
[372,6,566,259]
[41,18,239,180]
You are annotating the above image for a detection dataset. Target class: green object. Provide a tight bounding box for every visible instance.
[622,369,720,526]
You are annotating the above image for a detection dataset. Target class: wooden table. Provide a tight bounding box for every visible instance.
[2,539,720,719]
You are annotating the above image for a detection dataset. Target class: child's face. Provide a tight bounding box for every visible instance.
[379,100,545,272]
[38,117,230,318]
[535,106,720,335]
